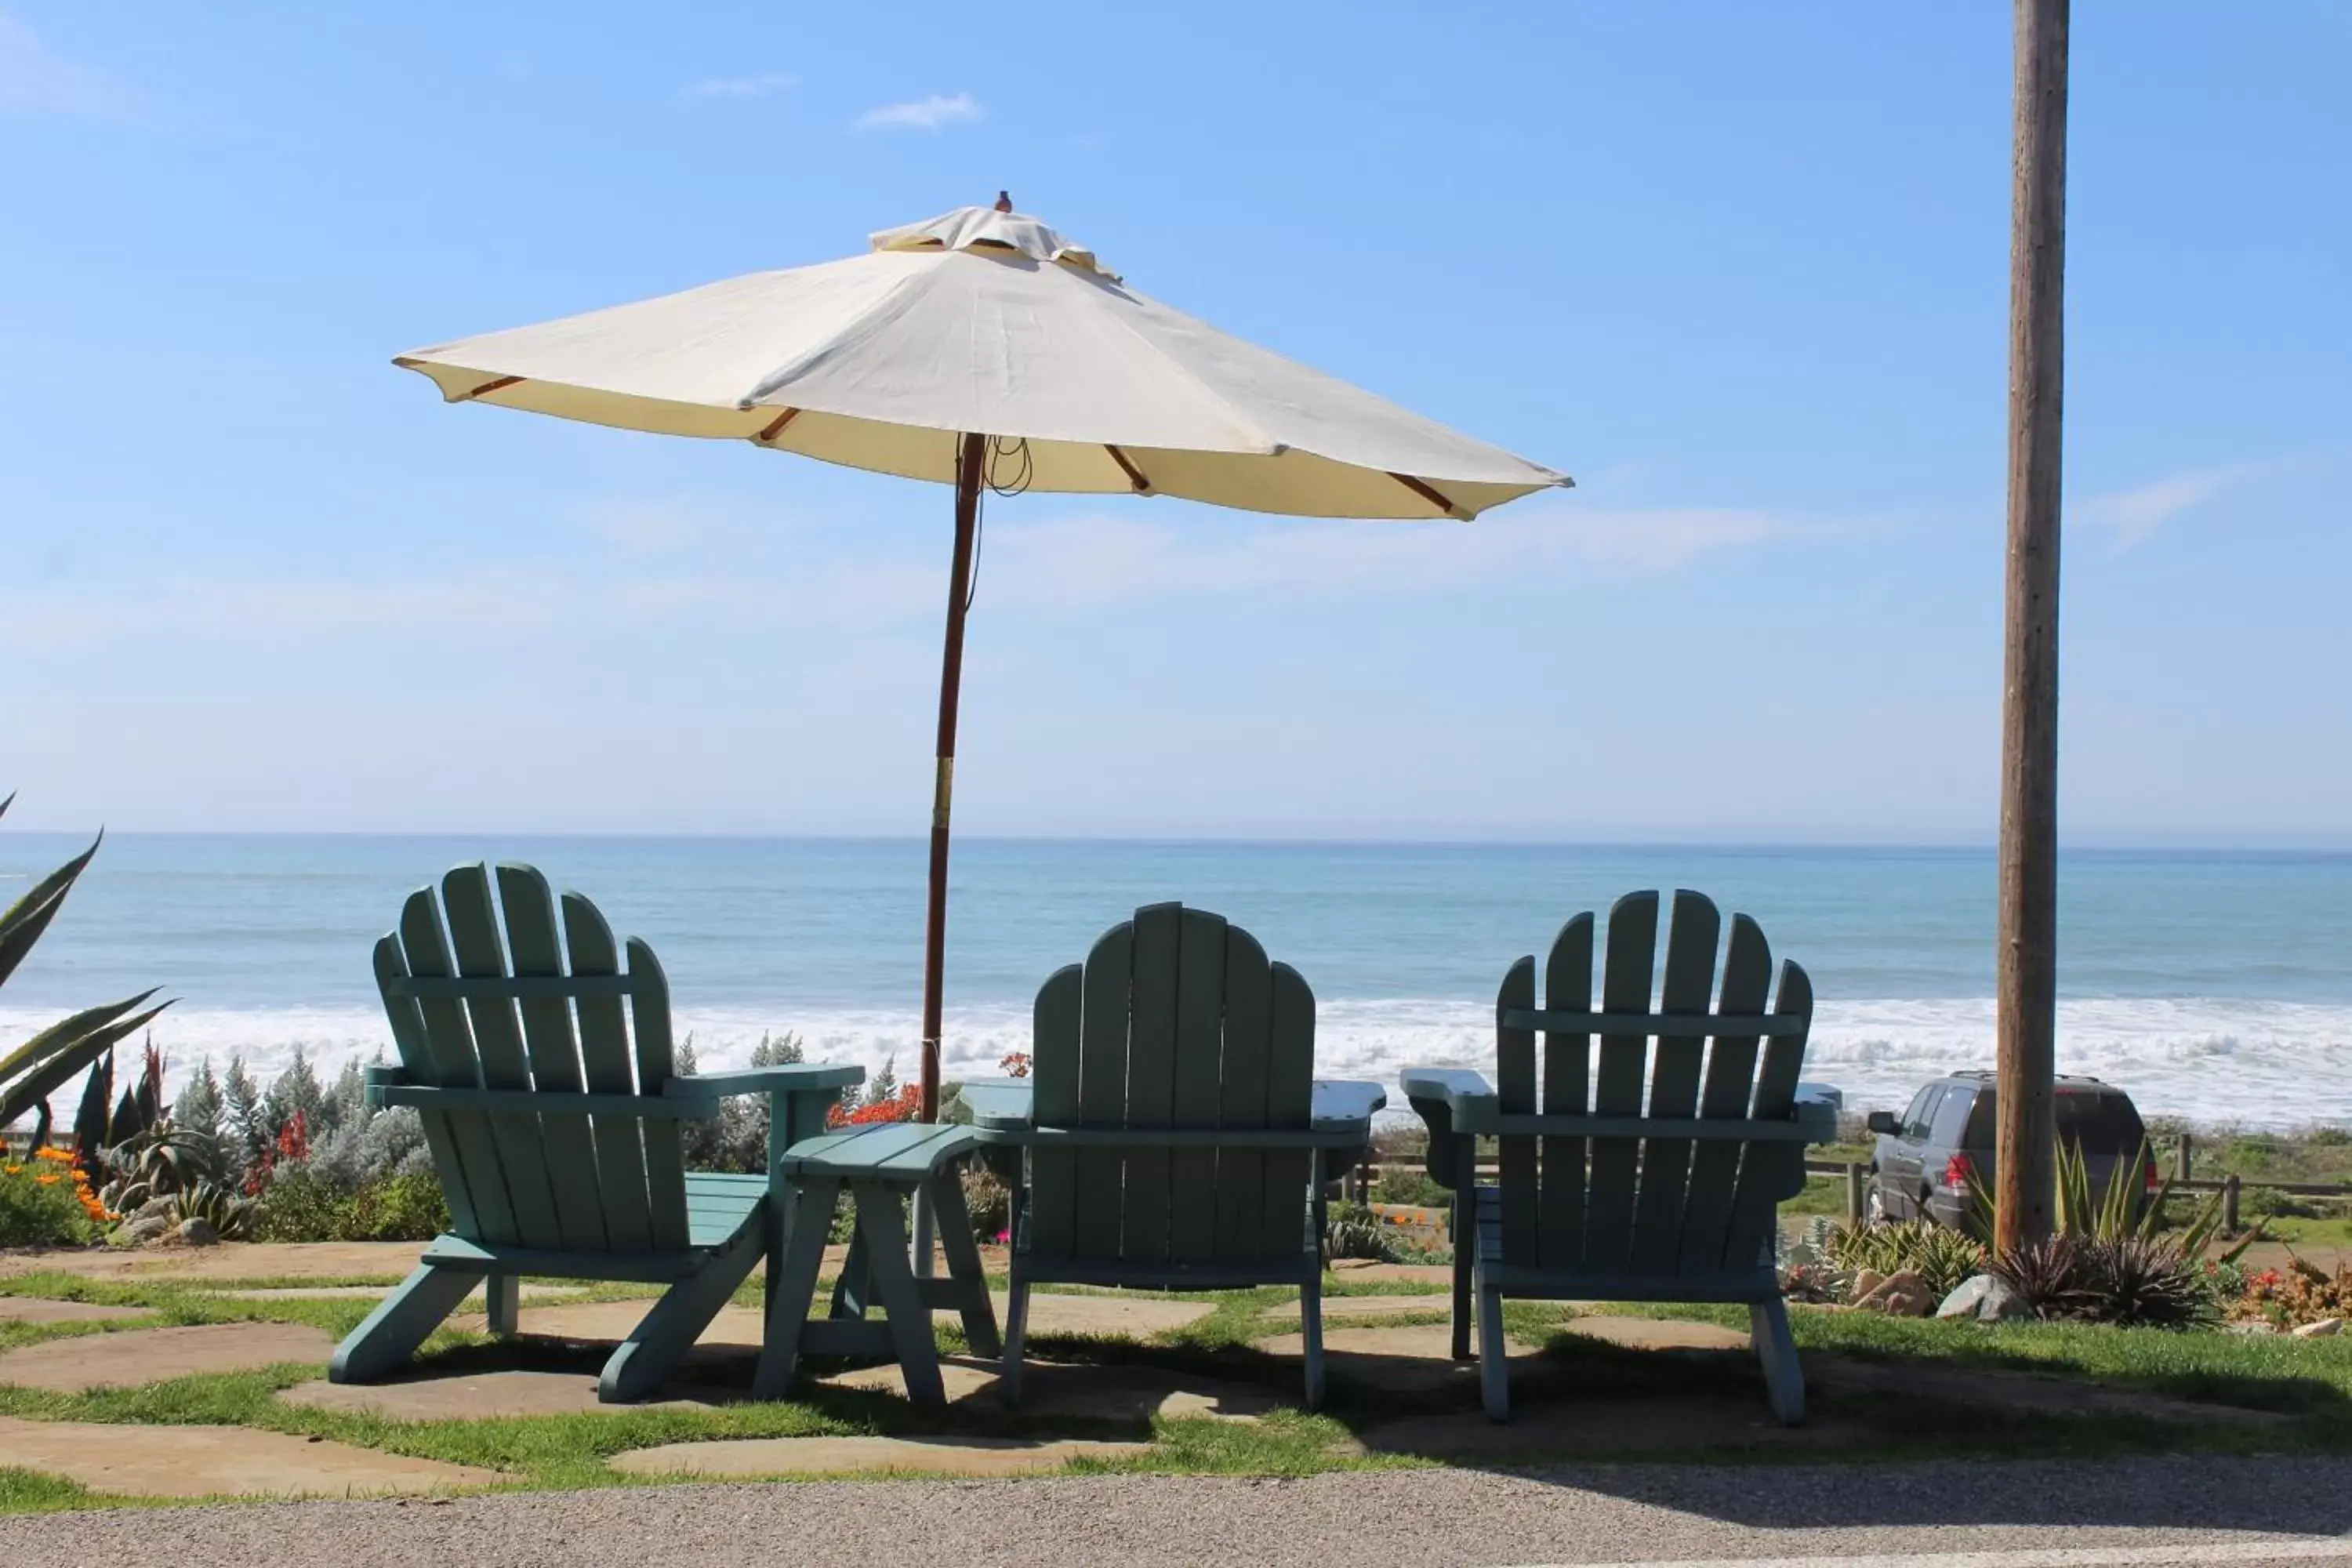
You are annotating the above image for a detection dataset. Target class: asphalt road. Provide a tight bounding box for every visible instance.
[5,1457,2350,1567]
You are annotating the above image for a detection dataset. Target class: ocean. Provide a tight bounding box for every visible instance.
[3,835,2348,1127]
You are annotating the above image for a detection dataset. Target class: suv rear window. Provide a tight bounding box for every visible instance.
[1962,1089,2146,1152]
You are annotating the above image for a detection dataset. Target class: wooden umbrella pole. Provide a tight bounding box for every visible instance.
[1996,0,2067,1254]
[920,432,989,1123]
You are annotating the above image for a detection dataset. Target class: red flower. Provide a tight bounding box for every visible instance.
[824,1083,924,1128]
[999,1051,1032,1080]
[276,1109,310,1164]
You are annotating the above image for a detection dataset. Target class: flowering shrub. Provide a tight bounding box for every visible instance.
[826,1083,923,1127]
[2227,1254,2352,1329]
[999,1051,1031,1079]
[1,1146,106,1246]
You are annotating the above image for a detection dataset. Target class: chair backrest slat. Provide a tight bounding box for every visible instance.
[441,866,565,1251]
[1023,964,1084,1258]
[1071,920,1133,1260]
[1628,891,1722,1273]
[1120,903,1184,1265]
[626,937,690,1252]
[1496,955,1540,1269]
[1537,913,1594,1270]
[1582,891,1661,1273]
[1211,923,1275,1261]
[1679,913,1774,1272]
[561,891,655,1251]
[397,888,520,1245]
[1167,908,1229,1265]
[1258,960,1316,1263]
[372,934,481,1238]
[1504,890,1813,1282]
[494,866,608,1253]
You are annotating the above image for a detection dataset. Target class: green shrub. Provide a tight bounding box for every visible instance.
[252,1167,448,1243]
[1322,1200,1397,1263]
[2241,1185,2321,1221]
[1370,1165,1450,1208]
[0,1160,98,1247]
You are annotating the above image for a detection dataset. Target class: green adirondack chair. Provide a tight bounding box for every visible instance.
[328,863,861,1402]
[1401,890,1837,1423]
[980,903,1357,1410]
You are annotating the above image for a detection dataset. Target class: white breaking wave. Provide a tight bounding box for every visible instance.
[7,996,2350,1128]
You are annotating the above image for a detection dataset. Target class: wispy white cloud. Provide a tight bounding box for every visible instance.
[0,9,142,122]
[853,92,982,132]
[0,500,1809,652]
[684,71,796,100]
[2078,463,2261,554]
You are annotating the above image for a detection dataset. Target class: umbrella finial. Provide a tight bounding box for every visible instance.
[993,191,1014,213]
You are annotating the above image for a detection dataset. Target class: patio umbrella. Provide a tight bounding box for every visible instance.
[394,198,1570,1121]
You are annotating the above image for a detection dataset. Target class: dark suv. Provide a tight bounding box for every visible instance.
[1866,1073,2153,1229]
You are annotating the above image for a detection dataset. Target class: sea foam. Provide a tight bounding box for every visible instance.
[10,995,2349,1129]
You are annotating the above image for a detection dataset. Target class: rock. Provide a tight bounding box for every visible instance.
[0,1414,499,1498]
[2226,1319,2280,1335]
[176,1217,220,1247]
[119,1214,171,1247]
[1851,1268,1886,1301]
[1856,1269,1933,1316]
[1937,1273,2031,1323]
[2292,1317,2343,1338]
[131,1196,178,1225]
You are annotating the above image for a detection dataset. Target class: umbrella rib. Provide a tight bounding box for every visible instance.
[457,374,526,402]
[1102,444,1151,494]
[753,408,802,444]
[1388,471,1466,519]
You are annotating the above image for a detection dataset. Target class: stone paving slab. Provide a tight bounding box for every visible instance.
[984,1291,1215,1337]
[1559,1315,1752,1352]
[0,1414,501,1498]
[0,1241,419,1283]
[212,1281,585,1303]
[821,1356,1279,1423]
[0,1296,156,1325]
[0,1321,335,1392]
[1259,1294,1452,1327]
[1253,1320,1566,1396]
[463,1301,768,1347]
[610,1433,1152,1479]
[278,1369,738,1420]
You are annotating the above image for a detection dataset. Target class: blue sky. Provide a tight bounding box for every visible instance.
[2,2,2346,843]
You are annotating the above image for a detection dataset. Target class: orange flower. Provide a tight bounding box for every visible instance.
[34,1172,61,1186]
[32,1145,74,1163]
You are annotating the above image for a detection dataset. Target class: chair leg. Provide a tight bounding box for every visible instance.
[329,1261,479,1385]
[755,1176,840,1400]
[1474,1246,1509,1422]
[851,1180,947,1408]
[484,1272,520,1337]
[1450,1189,1474,1361]
[601,1223,763,1403]
[927,1167,1002,1358]
[830,1225,870,1319]
[1001,1274,1032,1407]
[1751,1297,1806,1425]
[1299,1265,1326,1411]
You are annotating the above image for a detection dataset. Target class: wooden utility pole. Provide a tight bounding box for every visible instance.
[1995,0,2068,1254]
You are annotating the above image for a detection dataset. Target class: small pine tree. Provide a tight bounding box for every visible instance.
[264,1047,325,1147]
[750,1031,804,1068]
[862,1055,898,1109]
[175,1059,224,1140]
[223,1055,270,1178]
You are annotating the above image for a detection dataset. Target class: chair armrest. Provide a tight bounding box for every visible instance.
[1310,1078,1388,1127]
[975,1124,1369,1151]
[662,1063,865,1102]
[1399,1066,1495,1191]
[953,1076,1033,1131]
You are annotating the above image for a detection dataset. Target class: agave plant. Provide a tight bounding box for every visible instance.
[98,1119,227,1216]
[1825,1217,1987,1299]
[172,1178,256,1240]
[0,796,172,1152]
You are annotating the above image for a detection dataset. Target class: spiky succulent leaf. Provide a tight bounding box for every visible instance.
[0,833,101,993]
[0,1001,172,1128]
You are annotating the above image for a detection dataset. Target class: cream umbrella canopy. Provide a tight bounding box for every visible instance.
[396,200,1570,1119]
